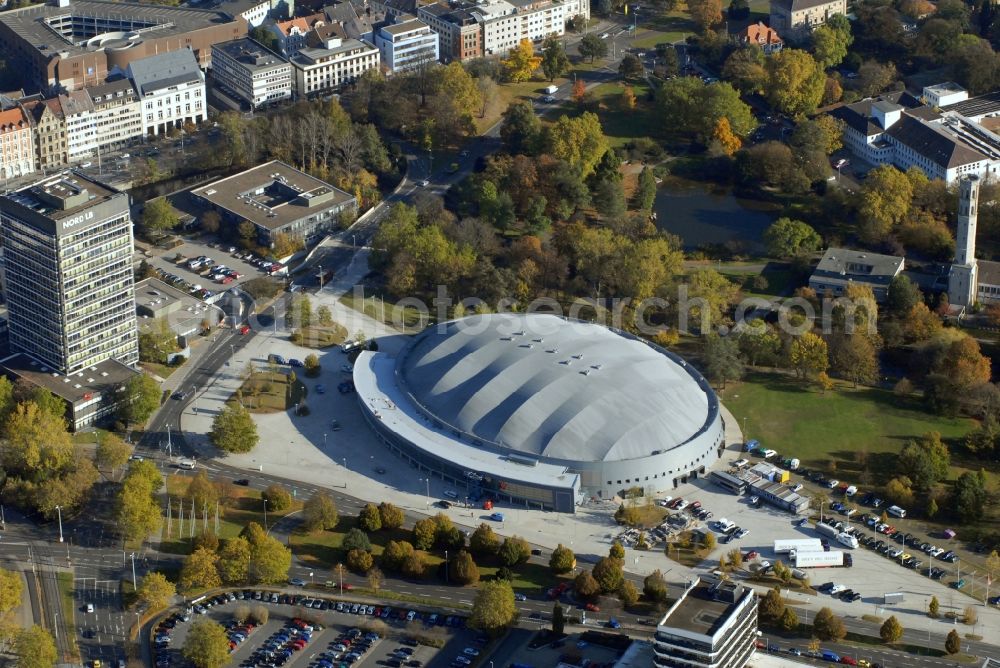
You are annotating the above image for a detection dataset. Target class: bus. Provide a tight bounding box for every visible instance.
[711,470,746,495]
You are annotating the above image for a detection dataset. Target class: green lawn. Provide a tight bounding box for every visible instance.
[57,572,80,661]
[554,80,660,147]
[339,290,429,331]
[292,324,348,349]
[231,370,307,414]
[722,373,975,477]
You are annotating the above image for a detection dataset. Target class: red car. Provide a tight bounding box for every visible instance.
[668,498,684,509]
[585,603,600,612]
[744,550,759,560]
[690,501,702,510]
[840,658,857,666]
[239,324,250,335]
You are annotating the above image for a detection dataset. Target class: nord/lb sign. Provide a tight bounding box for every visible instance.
[62,211,94,229]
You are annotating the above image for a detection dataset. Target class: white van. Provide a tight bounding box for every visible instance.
[178,458,196,470]
[715,518,735,533]
[887,505,906,518]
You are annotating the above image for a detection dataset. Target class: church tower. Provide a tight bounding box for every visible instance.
[949,174,980,308]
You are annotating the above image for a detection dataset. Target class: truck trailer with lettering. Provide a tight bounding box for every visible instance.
[793,550,846,568]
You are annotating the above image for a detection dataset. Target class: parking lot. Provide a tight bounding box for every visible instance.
[152,590,483,668]
[143,240,288,303]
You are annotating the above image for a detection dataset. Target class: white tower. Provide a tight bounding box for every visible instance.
[948,174,980,308]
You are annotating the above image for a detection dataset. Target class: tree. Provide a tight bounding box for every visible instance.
[688,0,722,30]
[342,528,372,553]
[723,46,767,95]
[880,615,903,643]
[243,522,291,584]
[381,540,415,572]
[316,305,333,327]
[592,556,624,593]
[412,518,437,550]
[187,470,219,513]
[657,77,756,143]
[1,401,73,482]
[210,402,259,453]
[14,625,56,668]
[643,570,668,602]
[347,548,374,573]
[574,570,601,598]
[779,607,799,632]
[898,432,950,491]
[469,524,501,556]
[550,544,576,574]
[117,468,163,543]
[142,198,180,233]
[469,580,516,634]
[504,39,542,82]
[859,165,913,242]
[359,503,382,532]
[262,484,291,511]
[634,166,657,212]
[572,78,586,104]
[218,537,251,584]
[476,75,498,117]
[303,492,338,533]
[95,432,133,475]
[952,470,988,523]
[180,547,222,592]
[137,571,175,610]
[500,101,542,155]
[763,218,821,258]
[249,605,269,625]
[703,333,744,389]
[0,568,23,618]
[929,596,940,618]
[945,628,961,654]
[934,335,991,392]
[812,607,847,641]
[887,275,921,317]
[710,117,742,156]
[303,353,321,378]
[541,36,570,81]
[580,34,610,64]
[552,602,566,634]
[367,566,383,593]
[545,112,609,178]
[759,588,785,622]
[766,49,825,116]
[788,332,828,379]
[377,502,405,530]
[618,580,640,607]
[619,54,644,80]
[450,550,480,585]
[811,16,853,68]
[498,537,530,566]
[830,334,879,387]
[182,619,231,668]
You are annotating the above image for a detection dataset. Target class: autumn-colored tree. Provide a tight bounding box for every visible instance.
[765,49,825,116]
[622,85,636,112]
[687,0,722,31]
[711,117,741,156]
[859,164,914,242]
[788,332,829,379]
[503,40,542,83]
[572,79,586,104]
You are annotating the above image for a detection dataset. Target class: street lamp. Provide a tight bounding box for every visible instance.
[420,478,430,506]
[56,505,64,543]
[324,433,328,448]
[129,552,137,590]
[445,549,449,583]
[263,497,268,531]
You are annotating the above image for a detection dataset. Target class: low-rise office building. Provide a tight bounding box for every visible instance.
[0,352,139,431]
[808,247,905,302]
[190,160,356,247]
[135,277,220,338]
[654,578,757,668]
[291,36,379,96]
[373,17,439,73]
[85,79,142,154]
[211,38,293,109]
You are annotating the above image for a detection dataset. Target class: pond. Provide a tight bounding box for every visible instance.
[653,176,780,252]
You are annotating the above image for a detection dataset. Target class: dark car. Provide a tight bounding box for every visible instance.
[234,478,250,486]
[289,359,303,367]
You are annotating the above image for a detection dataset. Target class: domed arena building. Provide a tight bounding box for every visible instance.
[352,313,725,513]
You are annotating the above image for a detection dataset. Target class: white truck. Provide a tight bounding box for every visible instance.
[836,532,859,549]
[544,84,559,94]
[793,550,845,568]
[774,538,823,554]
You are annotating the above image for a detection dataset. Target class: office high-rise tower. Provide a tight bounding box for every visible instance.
[0,171,138,374]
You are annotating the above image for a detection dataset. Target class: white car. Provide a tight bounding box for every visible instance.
[762,449,777,458]
[417,180,429,187]
[675,500,689,510]
[792,483,803,492]
[85,603,94,613]
[829,584,846,595]
[826,479,840,489]
[463,648,480,657]
[658,496,673,507]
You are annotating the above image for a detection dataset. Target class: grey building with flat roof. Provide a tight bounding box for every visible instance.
[190,160,356,247]
[0,171,139,374]
[211,38,292,109]
[655,577,757,668]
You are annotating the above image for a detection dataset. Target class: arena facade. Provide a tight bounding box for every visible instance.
[352,313,726,513]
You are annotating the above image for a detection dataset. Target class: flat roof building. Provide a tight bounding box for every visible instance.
[135,277,220,337]
[808,247,904,302]
[211,38,292,109]
[0,171,139,374]
[0,0,248,94]
[190,160,356,248]
[0,352,139,431]
[373,17,439,73]
[655,577,757,668]
[290,36,380,96]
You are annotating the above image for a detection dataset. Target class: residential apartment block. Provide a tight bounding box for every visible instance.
[19,97,68,170]
[291,36,380,96]
[418,0,588,62]
[769,0,846,35]
[0,106,36,181]
[654,578,757,668]
[128,49,208,136]
[59,79,141,163]
[830,85,1000,183]
[212,38,293,109]
[0,171,139,374]
[373,16,439,73]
